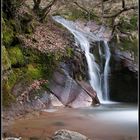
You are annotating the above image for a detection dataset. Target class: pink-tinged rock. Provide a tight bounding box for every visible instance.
[52,129,91,140]
[49,69,100,108]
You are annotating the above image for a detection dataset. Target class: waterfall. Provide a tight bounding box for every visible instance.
[103,41,111,100]
[53,16,111,103]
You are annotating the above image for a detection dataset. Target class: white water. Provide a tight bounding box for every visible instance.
[52,16,111,103]
[103,41,111,100]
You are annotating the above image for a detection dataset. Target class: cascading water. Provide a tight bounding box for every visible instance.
[53,16,111,103]
[103,41,111,100]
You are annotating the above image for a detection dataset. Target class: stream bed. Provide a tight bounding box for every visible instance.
[6,103,138,140]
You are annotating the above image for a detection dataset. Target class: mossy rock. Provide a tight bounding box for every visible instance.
[2,45,11,71]
[2,79,16,107]
[2,18,14,46]
[63,9,88,21]
[2,46,63,106]
[8,68,26,88]
[7,45,25,66]
[19,12,35,34]
[119,38,138,52]
[118,15,138,32]
[66,47,74,58]
[26,64,44,80]
[22,47,58,79]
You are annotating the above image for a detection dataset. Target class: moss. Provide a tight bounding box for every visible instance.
[7,45,25,66]
[2,79,16,107]
[66,10,88,21]
[121,38,138,61]
[130,16,138,30]
[2,45,63,106]
[26,64,44,80]
[119,15,138,32]
[112,36,138,63]
[120,38,138,51]
[22,48,59,79]
[20,13,35,34]
[2,18,14,46]
[58,8,100,22]
[66,47,74,58]
[8,68,26,88]
[2,45,11,71]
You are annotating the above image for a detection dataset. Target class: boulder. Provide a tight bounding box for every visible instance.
[49,68,100,108]
[52,129,90,140]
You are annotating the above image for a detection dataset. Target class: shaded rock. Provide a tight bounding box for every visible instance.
[109,41,138,102]
[50,94,64,107]
[2,137,22,140]
[49,68,100,108]
[113,49,138,73]
[76,81,100,105]
[52,129,90,140]
[2,45,11,73]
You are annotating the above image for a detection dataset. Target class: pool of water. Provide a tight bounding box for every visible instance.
[5,103,138,140]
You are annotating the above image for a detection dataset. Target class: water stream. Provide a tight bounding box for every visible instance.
[8,103,138,140]
[52,16,111,103]
[4,16,138,140]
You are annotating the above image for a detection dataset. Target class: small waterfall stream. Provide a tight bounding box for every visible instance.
[53,16,111,103]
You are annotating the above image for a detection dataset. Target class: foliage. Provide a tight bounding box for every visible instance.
[118,15,138,32]
[2,79,16,107]
[2,18,14,46]
[26,64,45,80]
[2,45,11,71]
[7,45,25,66]
[66,47,74,58]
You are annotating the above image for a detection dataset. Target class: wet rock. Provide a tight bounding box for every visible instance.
[109,38,138,74]
[49,68,100,108]
[52,129,90,140]
[50,94,64,107]
[109,43,138,102]
[2,137,22,140]
[113,49,138,73]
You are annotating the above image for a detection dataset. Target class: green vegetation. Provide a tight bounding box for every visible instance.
[119,15,138,32]
[2,0,138,108]
[55,7,99,22]
[66,47,74,58]
[2,79,16,107]
[2,43,63,106]
[2,18,14,46]
[26,64,46,80]
[2,46,11,71]
[7,45,25,66]
[120,38,138,61]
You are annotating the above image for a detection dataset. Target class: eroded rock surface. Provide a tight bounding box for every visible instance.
[49,68,100,108]
[52,129,90,140]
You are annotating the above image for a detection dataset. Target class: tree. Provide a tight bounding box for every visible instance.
[69,0,138,38]
[2,0,25,19]
[32,0,58,21]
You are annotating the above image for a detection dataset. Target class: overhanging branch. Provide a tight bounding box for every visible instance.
[103,5,138,18]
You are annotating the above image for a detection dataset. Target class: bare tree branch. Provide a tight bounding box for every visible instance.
[42,0,57,14]
[73,1,89,14]
[32,0,57,21]
[103,5,138,18]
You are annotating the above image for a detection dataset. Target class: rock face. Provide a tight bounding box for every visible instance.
[112,49,138,73]
[109,40,138,103]
[52,129,90,140]
[49,67,100,108]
